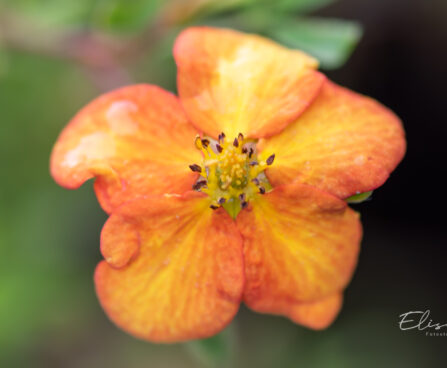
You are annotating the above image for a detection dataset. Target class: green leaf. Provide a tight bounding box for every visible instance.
[0,0,95,28]
[91,0,164,32]
[185,325,236,368]
[0,46,8,77]
[185,0,258,21]
[271,0,336,13]
[268,17,363,69]
[346,191,373,203]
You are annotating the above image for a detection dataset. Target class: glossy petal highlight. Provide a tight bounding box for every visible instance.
[174,26,325,139]
[261,80,406,198]
[237,182,361,321]
[95,192,244,342]
[50,85,202,213]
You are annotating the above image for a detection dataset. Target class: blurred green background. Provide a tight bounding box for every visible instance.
[1,0,446,367]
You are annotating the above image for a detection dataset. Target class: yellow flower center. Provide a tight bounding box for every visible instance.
[190,132,275,218]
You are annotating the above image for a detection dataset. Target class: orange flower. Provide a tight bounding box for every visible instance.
[50,27,406,342]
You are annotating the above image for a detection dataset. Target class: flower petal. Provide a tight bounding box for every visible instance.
[288,293,343,330]
[260,80,406,198]
[95,192,244,342]
[174,26,325,139]
[50,85,202,213]
[236,182,361,320]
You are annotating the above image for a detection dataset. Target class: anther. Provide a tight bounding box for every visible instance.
[201,138,210,148]
[189,164,202,173]
[192,180,207,190]
[194,135,202,149]
[191,132,274,214]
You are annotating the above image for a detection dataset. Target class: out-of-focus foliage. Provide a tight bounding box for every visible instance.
[0,52,103,360]
[0,0,95,27]
[272,0,335,12]
[0,44,8,76]
[91,0,164,32]
[186,326,236,368]
[163,0,361,69]
[269,17,362,69]
[0,0,362,69]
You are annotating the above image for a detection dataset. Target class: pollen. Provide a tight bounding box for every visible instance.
[190,132,274,218]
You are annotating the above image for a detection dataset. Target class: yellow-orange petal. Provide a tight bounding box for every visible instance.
[50,85,202,213]
[260,80,406,199]
[289,293,343,330]
[236,182,361,320]
[95,192,244,343]
[174,26,325,139]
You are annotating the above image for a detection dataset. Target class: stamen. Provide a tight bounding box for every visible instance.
[189,164,202,173]
[194,135,202,150]
[192,180,207,190]
[189,132,275,217]
[201,139,210,148]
